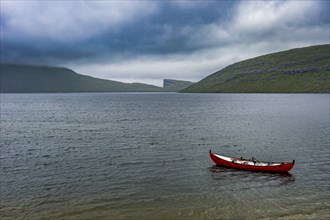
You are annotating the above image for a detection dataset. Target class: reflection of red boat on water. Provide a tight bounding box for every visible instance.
[209,150,295,173]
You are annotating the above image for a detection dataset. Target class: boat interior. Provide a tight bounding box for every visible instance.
[213,153,282,166]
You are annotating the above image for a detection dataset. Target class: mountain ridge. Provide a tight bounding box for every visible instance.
[0,63,165,93]
[181,44,330,93]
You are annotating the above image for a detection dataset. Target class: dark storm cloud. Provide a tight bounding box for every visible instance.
[0,1,156,64]
[0,1,236,65]
[1,0,329,86]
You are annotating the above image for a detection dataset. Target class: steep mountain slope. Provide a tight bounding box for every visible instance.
[0,64,164,93]
[182,44,330,93]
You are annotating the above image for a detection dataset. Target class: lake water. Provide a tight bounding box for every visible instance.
[1,93,329,219]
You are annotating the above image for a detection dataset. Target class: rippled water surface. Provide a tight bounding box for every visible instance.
[1,93,329,219]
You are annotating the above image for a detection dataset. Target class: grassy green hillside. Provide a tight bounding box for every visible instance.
[163,79,195,92]
[0,64,164,93]
[182,44,330,93]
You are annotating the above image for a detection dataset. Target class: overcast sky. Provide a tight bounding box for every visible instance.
[1,0,329,86]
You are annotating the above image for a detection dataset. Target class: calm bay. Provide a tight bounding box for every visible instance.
[1,93,329,219]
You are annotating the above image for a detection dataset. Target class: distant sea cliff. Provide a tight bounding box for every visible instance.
[163,79,195,92]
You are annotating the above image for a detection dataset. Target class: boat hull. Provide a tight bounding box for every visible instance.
[210,151,294,173]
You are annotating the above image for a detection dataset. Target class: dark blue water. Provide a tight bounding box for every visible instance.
[1,93,329,219]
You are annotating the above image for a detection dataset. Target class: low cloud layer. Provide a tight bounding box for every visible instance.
[1,0,329,86]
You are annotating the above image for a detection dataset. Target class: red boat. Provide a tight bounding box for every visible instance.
[209,150,295,173]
